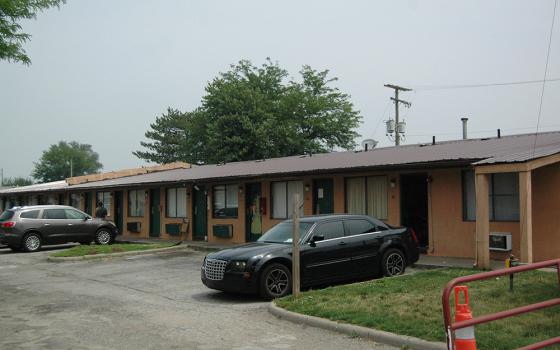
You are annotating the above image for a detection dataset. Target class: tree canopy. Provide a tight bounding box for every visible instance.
[32,141,103,182]
[0,0,64,65]
[135,59,362,164]
[1,176,33,187]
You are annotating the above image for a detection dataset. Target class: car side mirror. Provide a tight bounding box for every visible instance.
[309,235,324,247]
[84,216,91,221]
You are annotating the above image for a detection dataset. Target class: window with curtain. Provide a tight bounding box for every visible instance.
[345,176,388,219]
[166,187,187,218]
[128,190,145,217]
[271,181,304,219]
[70,194,81,209]
[96,191,111,214]
[462,171,519,221]
[213,184,238,217]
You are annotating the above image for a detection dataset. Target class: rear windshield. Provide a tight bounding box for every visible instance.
[0,210,15,221]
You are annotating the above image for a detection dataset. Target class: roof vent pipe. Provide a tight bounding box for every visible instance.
[461,117,468,140]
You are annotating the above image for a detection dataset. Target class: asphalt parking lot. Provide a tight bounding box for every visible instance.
[0,246,397,350]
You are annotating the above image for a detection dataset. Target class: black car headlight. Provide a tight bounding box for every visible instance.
[228,260,247,272]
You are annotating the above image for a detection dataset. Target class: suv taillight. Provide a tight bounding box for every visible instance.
[2,221,16,228]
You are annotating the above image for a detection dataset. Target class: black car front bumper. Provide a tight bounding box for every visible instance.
[200,268,260,294]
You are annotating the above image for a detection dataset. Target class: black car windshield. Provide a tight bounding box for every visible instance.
[0,210,14,222]
[258,222,314,244]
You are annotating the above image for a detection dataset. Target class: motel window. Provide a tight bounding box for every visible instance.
[96,191,111,214]
[462,171,519,221]
[70,194,81,209]
[128,190,145,217]
[167,187,187,218]
[213,184,238,218]
[271,181,304,219]
[345,176,388,220]
[46,194,57,205]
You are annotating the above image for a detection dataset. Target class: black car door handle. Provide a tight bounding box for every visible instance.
[338,241,346,246]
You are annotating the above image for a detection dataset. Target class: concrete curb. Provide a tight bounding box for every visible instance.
[184,244,221,252]
[47,244,192,262]
[268,302,447,350]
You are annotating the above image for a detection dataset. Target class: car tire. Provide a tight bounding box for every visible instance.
[381,248,406,277]
[22,233,42,253]
[94,229,113,245]
[260,263,292,300]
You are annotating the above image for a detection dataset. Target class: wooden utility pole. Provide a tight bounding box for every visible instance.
[384,84,411,146]
[292,193,301,298]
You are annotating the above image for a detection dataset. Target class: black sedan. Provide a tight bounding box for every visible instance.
[201,214,419,299]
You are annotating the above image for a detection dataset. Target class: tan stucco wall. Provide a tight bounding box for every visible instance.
[532,163,560,261]
[123,189,150,237]
[429,168,521,260]
[159,185,192,241]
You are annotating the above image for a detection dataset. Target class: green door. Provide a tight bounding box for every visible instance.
[84,193,92,215]
[114,191,124,235]
[192,186,207,240]
[149,189,160,237]
[313,178,334,214]
[245,183,262,242]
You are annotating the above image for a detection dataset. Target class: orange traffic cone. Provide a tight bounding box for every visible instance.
[454,286,477,350]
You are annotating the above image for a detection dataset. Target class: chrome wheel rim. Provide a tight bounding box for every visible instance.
[386,252,404,276]
[265,269,289,296]
[25,235,40,251]
[97,230,111,245]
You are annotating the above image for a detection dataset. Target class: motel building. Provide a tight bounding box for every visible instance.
[1,131,559,268]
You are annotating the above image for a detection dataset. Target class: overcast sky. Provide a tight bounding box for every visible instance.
[1,0,559,179]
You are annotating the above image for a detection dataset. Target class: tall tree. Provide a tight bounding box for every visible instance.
[32,141,103,182]
[133,108,207,164]
[0,0,65,65]
[1,176,33,187]
[135,59,362,164]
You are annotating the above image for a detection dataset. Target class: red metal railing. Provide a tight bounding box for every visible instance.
[442,258,560,350]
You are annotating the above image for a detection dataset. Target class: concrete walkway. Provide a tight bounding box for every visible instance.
[117,236,508,269]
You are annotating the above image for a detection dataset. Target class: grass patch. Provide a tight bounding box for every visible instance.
[276,268,560,349]
[50,243,176,257]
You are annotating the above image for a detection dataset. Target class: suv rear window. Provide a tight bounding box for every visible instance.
[0,210,14,221]
[20,210,41,219]
[42,209,67,219]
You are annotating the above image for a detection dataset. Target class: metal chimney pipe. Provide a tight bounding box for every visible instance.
[461,117,468,140]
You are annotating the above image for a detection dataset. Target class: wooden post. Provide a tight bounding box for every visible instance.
[292,193,301,298]
[519,171,533,263]
[475,173,490,269]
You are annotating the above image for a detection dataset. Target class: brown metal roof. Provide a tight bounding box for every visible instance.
[59,131,560,191]
[0,131,557,195]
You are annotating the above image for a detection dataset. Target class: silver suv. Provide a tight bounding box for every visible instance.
[0,205,118,252]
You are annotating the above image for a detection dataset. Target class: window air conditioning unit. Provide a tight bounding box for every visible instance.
[489,232,512,251]
[127,222,141,233]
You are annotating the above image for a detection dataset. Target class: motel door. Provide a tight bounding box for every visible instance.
[245,183,263,242]
[400,173,429,252]
[313,179,334,214]
[192,186,207,240]
[114,191,124,235]
[149,189,161,237]
[84,193,92,216]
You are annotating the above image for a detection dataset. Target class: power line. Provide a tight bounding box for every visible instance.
[533,0,558,154]
[409,77,560,91]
